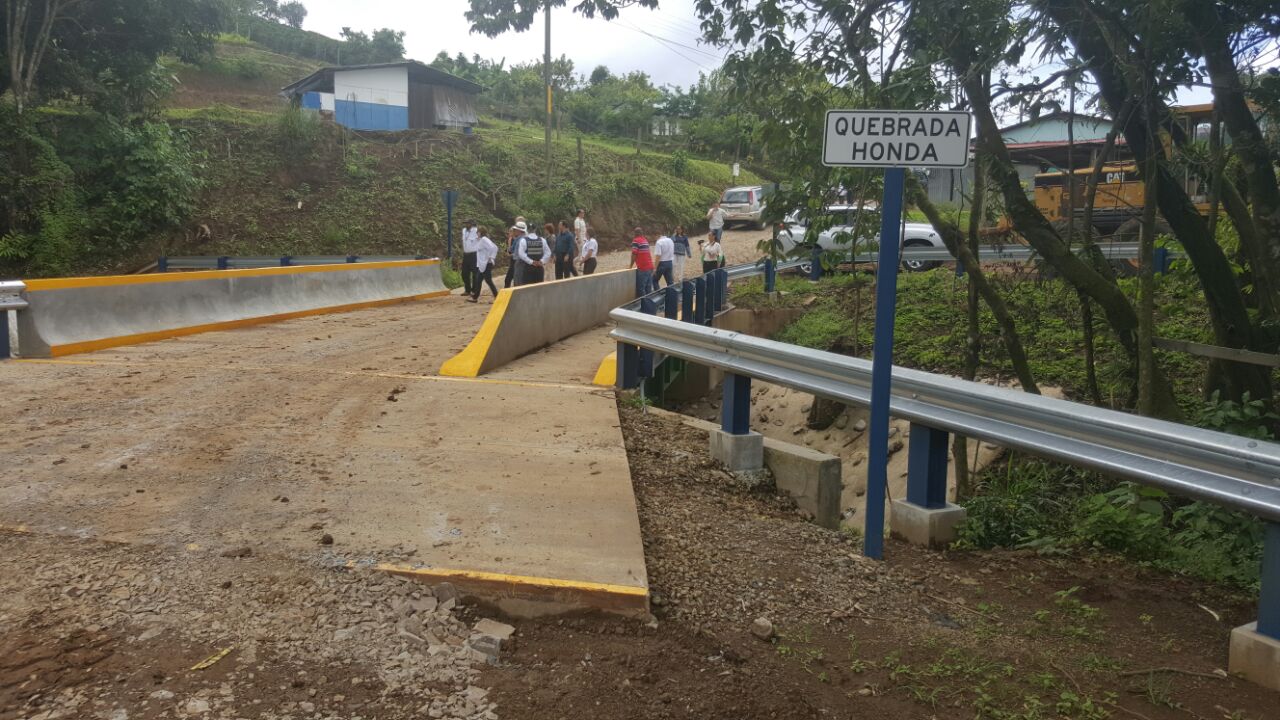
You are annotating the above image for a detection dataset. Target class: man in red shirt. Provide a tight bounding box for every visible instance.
[629,227,656,296]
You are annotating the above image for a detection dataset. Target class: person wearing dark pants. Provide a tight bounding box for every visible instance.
[553,220,577,280]
[652,232,675,287]
[503,225,520,288]
[460,220,479,297]
[515,223,552,286]
[578,230,598,275]
[629,228,655,296]
[468,227,500,302]
[700,233,723,273]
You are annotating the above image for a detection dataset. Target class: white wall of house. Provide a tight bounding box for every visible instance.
[333,66,408,108]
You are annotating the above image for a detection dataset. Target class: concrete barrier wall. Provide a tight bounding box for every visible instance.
[441,269,636,377]
[17,260,448,358]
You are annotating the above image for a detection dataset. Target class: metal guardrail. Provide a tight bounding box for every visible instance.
[849,241,1184,264]
[611,306,1280,521]
[158,255,426,271]
[610,258,1280,654]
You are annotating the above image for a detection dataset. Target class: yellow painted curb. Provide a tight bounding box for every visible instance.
[45,291,451,357]
[439,289,512,377]
[592,351,617,386]
[354,561,650,614]
[23,259,437,291]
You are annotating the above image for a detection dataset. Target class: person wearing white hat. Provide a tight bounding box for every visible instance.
[514,220,551,286]
[503,217,526,288]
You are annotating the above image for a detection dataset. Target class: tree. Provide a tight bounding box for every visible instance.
[278,0,307,29]
[4,0,84,117]
[465,0,657,37]
[675,0,1273,413]
[338,27,405,64]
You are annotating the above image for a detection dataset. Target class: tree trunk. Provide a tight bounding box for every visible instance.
[1137,103,1159,416]
[911,178,1040,396]
[1040,0,1272,406]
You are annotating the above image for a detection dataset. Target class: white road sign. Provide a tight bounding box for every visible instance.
[823,110,971,168]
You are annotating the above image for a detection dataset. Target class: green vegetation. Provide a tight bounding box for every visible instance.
[736,268,1277,592]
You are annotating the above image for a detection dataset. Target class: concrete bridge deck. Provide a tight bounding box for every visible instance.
[0,295,648,614]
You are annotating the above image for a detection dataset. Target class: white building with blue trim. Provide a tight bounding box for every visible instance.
[281,61,482,132]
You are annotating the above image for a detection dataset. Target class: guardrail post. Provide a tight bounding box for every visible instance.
[955,257,965,278]
[1230,521,1280,690]
[347,255,359,263]
[694,276,707,324]
[889,423,968,549]
[705,271,719,319]
[0,310,11,360]
[718,269,730,310]
[709,372,762,471]
[681,281,695,323]
[280,256,293,267]
[664,286,680,319]
[638,297,657,378]
[764,259,776,293]
[810,247,823,281]
[1154,246,1170,275]
[217,256,229,270]
[157,256,168,273]
[616,341,640,390]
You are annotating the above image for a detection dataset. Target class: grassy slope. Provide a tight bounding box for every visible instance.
[151,40,759,263]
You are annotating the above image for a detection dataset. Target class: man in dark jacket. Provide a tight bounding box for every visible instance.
[553,220,578,280]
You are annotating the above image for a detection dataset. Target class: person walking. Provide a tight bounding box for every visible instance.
[652,232,675,288]
[578,228,598,275]
[706,201,727,243]
[671,225,691,282]
[700,232,722,274]
[629,227,655,296]
[469,226,500,302]
[515,222,551,286]
[460,219,480,298]
[553,220,578,280]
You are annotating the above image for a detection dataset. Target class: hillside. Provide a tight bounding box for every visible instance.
[147,40,761,266]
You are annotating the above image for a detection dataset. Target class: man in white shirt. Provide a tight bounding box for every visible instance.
[574,209,588,249]
[577,229,599,275]
[460,220,480,298]
[515,222,552,286]
[706,201,727,243]
[469,226,500,302]
[652,233,676,288]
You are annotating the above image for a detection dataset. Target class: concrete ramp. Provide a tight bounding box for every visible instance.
[440,269,635,377]
[16,260,448,357]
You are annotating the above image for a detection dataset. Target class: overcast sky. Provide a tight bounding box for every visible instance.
[297,0,721,89]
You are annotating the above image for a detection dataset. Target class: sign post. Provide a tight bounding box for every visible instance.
[822,109,970,560]
[442,189,460,261]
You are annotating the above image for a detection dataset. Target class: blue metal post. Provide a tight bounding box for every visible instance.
[664,286,680,319]
[694,276,707,324]
[864,166,907,560]
[765,258,776,293]
[157,257,168,273]
[347,255,359,263]
[638,297,657,378]
[681,281,695,323]
[0,311,11,360]
[281,256,293,267]
[1259,521,1280,638]
[718,269,730,309]
[955,257,965,278]
[905,423,949,509]
[217,256,229,270]
[721,373,751,435]
[810,247,823,281]
[707,271,720,316]
[1154,246,1170,276]
[617,342,640,390]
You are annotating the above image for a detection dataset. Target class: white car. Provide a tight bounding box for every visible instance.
[720,186,767,229]
[775,204,946,273]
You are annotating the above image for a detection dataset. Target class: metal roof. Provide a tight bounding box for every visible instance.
[280,61,484,98]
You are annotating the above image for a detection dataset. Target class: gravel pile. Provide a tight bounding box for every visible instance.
[1,532,510,720]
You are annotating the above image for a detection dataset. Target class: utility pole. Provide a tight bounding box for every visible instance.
[544,2,553,188]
